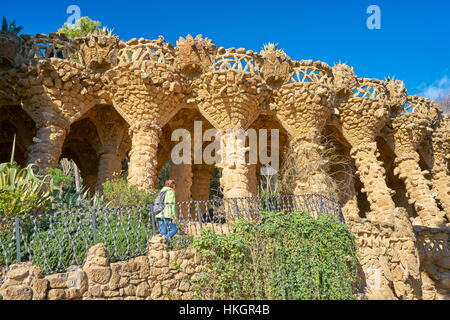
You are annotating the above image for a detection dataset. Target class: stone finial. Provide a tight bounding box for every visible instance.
[74,34,124,71]
[260,43,292,87]
[175,34,217,74]
[386,79,407,113]
[332,63,358,99]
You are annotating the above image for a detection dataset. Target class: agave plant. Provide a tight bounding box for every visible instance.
[0,136,52,217]
[49,186,108,211]
[92,26,115,37]
[262,42,279,51]
[1,17,23,35]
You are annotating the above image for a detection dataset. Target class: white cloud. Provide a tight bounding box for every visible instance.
[418,76,450,100]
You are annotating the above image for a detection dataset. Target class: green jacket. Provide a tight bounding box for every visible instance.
[155,187,177,220]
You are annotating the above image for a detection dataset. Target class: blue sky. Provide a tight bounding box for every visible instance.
[2,0,449,98]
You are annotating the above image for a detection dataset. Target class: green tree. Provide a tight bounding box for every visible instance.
[57,16,102,38]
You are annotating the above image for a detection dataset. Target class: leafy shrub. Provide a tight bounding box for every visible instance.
[192,211,359,300]
[103,178,157,208]
[0,190,41,219]
[47,168,74,190]
[57,16,102,38]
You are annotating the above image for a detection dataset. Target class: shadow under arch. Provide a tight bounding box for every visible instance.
[0,105,37,166]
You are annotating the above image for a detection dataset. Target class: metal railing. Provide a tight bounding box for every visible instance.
[0,194,343,276]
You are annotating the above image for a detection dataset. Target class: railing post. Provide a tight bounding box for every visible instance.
[14,218,21,264]
[91,210,98,244]
[150,204,157,235]
[233,199,240,219]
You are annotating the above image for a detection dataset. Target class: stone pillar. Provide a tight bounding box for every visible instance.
[128,122,161,190]
[27,121,69,170]
[95,145,124,192]
[334,166,360,221]
[219,130,251,199]
[432,167,450,218]
[351,143,396,224]
[247,164,258,197]
[394,152,446,227]
[170,163,193,203]
[192,166,213,201]
[431,122,450,218]
[289,133,330,196]
[170,163,193,220]
[83,174,98,193]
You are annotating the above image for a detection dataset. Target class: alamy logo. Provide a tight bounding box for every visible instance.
[367,5,382,30]
[66,5,81,29]
[171,121,280,172]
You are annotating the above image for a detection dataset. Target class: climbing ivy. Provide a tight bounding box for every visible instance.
[191,211,359,300]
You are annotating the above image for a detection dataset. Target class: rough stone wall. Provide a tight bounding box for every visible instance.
[349,218,450,300]
[415,226,450,299]
[0,236,204,300]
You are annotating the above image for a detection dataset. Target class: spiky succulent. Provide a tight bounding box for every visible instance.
[1,17,23,35]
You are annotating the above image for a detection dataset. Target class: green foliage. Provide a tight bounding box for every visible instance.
[1,17,23,35]
[57,16,102,38]
[47,168,74,190]
[0,162,51,218]
[49,187,107,212]
[0,190,41,219]
[102,178,157,208]
[192,211,359,300]
[0,207,153,274]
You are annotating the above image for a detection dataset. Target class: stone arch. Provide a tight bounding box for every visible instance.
[61,118,100,192]
[81,105,131,192]
[159,107,216,202]
[248,113,289,196]
[0,105,37,166]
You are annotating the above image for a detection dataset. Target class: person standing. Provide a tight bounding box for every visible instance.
[155,180,178,241]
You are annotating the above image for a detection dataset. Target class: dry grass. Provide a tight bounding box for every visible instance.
[278,134,353,201]
[437,95,450,114]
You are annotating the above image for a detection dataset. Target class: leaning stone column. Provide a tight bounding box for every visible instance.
[95,145,124,192]
[334,164,360,221]
[389,95,446,227]
[431,116,450,217]
[128,122,161,190]
[27,117,69,170]
[333,71,395,224]
[350,143,396,223]
[394,153,445,226]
